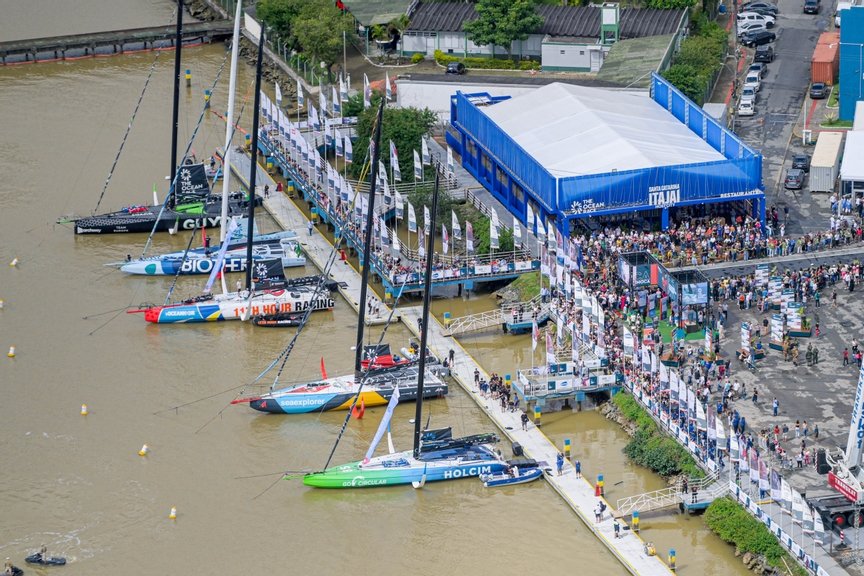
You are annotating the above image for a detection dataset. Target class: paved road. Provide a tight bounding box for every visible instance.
[732,0,839,235]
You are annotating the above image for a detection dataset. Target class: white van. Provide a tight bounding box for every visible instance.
[737,11,776,26]
[744,72,762,92]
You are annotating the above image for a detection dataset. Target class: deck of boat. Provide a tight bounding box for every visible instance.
[230,152,394,326]
[400,305,676,576]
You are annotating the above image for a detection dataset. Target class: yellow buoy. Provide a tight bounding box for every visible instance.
[0,299,5,309]
[169,506,177,520]
[138,444,149,456]
[80,404,88,416]
[9,258,18,267]
[7,346,15,358]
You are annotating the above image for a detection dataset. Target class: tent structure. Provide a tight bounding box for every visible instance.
[840,131,864,196]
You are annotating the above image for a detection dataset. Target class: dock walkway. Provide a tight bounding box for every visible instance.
[401,305,675,576]
[230,151,394,326]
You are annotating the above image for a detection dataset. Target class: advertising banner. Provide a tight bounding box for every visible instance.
[781,288,795,315]
[741,322,751,353]
[755,264,770,287]
[770,314,784,343]
[786,302,803,331]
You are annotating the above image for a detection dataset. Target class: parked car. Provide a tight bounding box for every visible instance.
[754,45,775,62]
[804,0,821,13]
[809,82,827,99]
[741,86,758,104]
[738,21,768,37]
[784,168,805,189]
[737,11,776,26]
[738,100,756,116]
[744,72,762,92]
[791,153,811,172]
[446,62,466,75]
[740,30,776,47]
[742,1,778,13]
[748,63,767,78]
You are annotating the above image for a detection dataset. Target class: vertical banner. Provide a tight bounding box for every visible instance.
[740,322,751,354]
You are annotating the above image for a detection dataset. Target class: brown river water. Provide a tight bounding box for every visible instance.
[0,3,750,574]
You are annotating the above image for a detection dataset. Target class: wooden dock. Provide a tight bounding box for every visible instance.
[230,150,395,326]
[399,305,676,576]
[0,21,232,65]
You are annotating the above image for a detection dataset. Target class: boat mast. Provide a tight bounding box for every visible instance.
[168,0,183,210]
[413,172,440,459]
[219,0,242,243]
[353,100,386,374]
[244,29,265,291]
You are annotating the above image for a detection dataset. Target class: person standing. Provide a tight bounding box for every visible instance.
[772,397,779,417]
[307,220,314,236]
[556,452,564,476]
[520,411,529,431]
[574,459,582,478]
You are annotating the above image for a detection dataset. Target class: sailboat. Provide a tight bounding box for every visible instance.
[302,171,507,489]
[134,28,334,324]
[232,101,448,412]
[69,0,252,235]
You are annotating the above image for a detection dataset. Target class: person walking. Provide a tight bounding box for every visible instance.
[574,459,582,478]
[844,348,850,366]
[307,220,314,236]
[556,452,565,476]
[520,411,529,431]
[691,484,698,504]
[772,397,779,416]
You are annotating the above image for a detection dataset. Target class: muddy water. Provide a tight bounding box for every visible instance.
[0,5,748,575]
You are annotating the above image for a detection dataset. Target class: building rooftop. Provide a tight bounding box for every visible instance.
[407,1,686,40]
[343,0,413,26]
[478,82,724,178]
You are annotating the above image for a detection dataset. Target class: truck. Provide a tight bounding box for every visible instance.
[810,364,864,528]
[809,131,844,192]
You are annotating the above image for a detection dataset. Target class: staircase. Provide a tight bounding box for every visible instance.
[616,470,726,516]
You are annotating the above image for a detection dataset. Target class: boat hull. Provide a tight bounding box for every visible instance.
[73,195,257,234]
[482,467,544,487]
[143,290,335,324]
[247,379,448,414]
[120,253,305,275]
[302,455,508,489]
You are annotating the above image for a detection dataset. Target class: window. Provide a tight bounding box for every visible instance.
[560,50,566,55]
[513,182,525,204]
[466,140,477,158]
[481,154,492,173]
[580,50,585,55]
[496,167,508,188]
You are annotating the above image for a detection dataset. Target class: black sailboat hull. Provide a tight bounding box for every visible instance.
[73,195,259,234]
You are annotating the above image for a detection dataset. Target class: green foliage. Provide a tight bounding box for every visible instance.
[612,391,705,478]
[462,0,544,57]
[411,53,425,64]
[661,19,727,106]
[645,0,697,8]
[256,0,353,74]
[504,271,541,300]
[705,498,809,576]
[434,50,541,71]
[351,101,438,181]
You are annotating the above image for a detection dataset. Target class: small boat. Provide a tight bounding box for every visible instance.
[482,460,545,487]
[25,552,66,566]
[251,311,304,327]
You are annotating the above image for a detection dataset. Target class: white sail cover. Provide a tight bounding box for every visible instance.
[364,385,401,463]
[203,218,239,293]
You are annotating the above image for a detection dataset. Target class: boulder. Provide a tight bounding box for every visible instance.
[742,552,753,566]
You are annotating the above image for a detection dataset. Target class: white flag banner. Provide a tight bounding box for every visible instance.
[451,211,461,240]
[513,216,522,241]
[421,137,430,165]
[392,226,399,251]
[466,221,474,254]
[385,71,392,101]
[407,202,417,233]
[275,81,283,106]
[545,333,556,366]
[389,140,401,182]
[418,228,426,259]
[318,89,327,115]
[332,85,341,115]
[395,191,404,220]
[335,129,344,157]
[423,205,430,234]
[490,218,499,249]
[446,146,454,174]
[527,203,536,236]
[413,149,422,180]
[363,73,371,109]
[296,78,304,108]
[339,75,348,102]
[442,225,449,255]
[813,506,825,543]
[344,135,353,163]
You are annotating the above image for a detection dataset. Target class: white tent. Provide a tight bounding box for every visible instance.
[840,131,864,182]
[479,82,724,178]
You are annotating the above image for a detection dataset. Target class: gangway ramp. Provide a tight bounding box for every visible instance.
[446,296,548,336]
[616,471,724,516]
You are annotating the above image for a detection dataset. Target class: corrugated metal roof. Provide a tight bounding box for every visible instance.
[343,0,414,26]
[407,1,685,39]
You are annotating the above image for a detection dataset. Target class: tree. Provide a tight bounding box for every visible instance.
[255,0,307,51]
[292,4,354,77]
[662,64,705,105]
[351,96,438,180]
[463,0,543,59]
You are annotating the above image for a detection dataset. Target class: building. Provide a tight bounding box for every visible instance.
[447,74,764,239]
[402,1,687,73]
[838,6,864,121]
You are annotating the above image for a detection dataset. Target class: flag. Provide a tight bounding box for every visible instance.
[759,457,769,492]
[363,73,371,108]
[335,129,343,157]
[526,203,535,236]
[407,202,417,233]
[296,78,304,108]
[423,205,430,234]
[490,218,499,249]
[363,384,400,463]
[446,146,454,174]
[392,225,399,251]
[418,228,425,258]
[332,85,340,115]
[275,81,283,106]
[780,477,793,513]
[770,469,782,501]
[339,175,349,202]
[413,149,422,180]
[537,217,547,241]
[344,135,353,163]
[327,164,335,191]
[382,177,392,207]
[451,211,461,240]
[545,332,556,365]
[792,490,804,523]
[361,195,369,218]
[466,221,474,254]
[320,357,328,379]
[380,218,388,247]
[421,137,430,165]
[556,314,564,347]
[442,225,449,255]
[513,216,522,242]
[324,119,333,147]
[531,320,539,352]
[385,71,392,101]
[571,331,580,362]
[309,105,320,131]
[547,221,557,250]
[395,191,404,220]
[389,140,401,181]
[339,75,348,102]
[813,506,825,543]
[730,431,740,462]
[319,89,327,115]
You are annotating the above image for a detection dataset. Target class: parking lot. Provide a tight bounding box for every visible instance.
[730,0,841,235]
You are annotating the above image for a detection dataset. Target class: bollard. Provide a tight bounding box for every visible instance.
[80,404,88,416]
[203,89,211,108]
[598,473,605,496]
[266,156,274,172]
[632,510,640,533]
[533,406,541,427]
[7,346,16,358]
[169,506,177,520]
[669,548,676,571]
[505,373,512,387]
[245,133,251,150]
[564,438,571,460]
[443,312,451,327]
[185,69,191,87]
[0,299,4,309]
